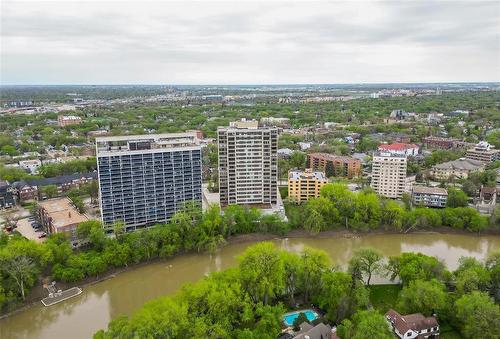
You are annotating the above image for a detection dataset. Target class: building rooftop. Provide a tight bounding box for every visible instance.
[373,151,407,158]
[289,169,327,181]
[378,143,418,151]
[309,152,359,162]
[228,118,259,129]
[39,197,88,229]
[386,309,438,336]
[412,186,448,195]
[293,322,333,339]
[96,132,200,154]
[433,158,485,170]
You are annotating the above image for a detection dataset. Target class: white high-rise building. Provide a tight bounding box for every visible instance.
[217,119,278,207]
[371,152,407,199]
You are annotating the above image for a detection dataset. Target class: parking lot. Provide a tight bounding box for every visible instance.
[16,217,46,243]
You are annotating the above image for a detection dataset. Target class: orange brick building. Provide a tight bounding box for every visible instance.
[307,153,361,178]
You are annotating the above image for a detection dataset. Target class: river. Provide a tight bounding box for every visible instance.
[1,233,499,339]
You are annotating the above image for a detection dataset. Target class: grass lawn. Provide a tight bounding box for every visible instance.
[368,284,401,312]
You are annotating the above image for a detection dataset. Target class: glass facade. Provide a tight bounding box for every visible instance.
[98,149,202,231]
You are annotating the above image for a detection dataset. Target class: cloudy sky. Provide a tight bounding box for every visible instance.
[1,0,499,84]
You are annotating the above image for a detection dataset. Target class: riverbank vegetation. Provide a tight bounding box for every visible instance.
[93,242,500,339]
[1,183,498,314]
[289,183,497,233]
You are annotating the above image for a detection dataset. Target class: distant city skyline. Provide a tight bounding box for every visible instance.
[1,1,499,85]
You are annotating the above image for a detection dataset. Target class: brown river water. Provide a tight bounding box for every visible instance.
[1,233,499,339]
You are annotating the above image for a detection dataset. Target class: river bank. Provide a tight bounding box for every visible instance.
[1,233,499,339]
[1,226,498,319]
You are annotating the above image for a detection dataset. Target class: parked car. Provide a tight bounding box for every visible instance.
[38,232,47,239]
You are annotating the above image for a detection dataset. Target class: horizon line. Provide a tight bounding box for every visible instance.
[1,81,500,87]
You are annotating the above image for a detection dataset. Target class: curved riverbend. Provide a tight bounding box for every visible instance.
[1,233,499,339]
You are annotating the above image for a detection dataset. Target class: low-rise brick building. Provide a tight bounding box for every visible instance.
[38,197,89,247]
[307,153,361,178]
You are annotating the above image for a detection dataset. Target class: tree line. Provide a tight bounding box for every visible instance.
[94,242,500,339]
[287,183,496,233]
[0,204,287,312]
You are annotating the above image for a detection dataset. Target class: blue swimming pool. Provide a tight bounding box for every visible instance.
[283,309,319,327]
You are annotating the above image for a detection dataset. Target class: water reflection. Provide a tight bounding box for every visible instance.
[1,234,498,339]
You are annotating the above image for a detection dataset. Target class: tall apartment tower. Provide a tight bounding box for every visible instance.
[96,133,202,231]
[370,152,407,199]
[218,119,278,207]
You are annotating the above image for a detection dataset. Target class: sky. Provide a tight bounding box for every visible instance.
[1,0,499,85]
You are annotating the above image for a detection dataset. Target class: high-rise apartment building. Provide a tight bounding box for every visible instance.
[96,133,202,231]
[218,119,278,207]
[370,152,407,199]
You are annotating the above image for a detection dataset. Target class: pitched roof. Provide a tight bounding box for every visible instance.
[386,309,438,335]
[25,172,97,187]
[293,323,332,339]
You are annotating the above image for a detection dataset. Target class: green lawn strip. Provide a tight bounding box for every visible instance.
[368,284,401,312]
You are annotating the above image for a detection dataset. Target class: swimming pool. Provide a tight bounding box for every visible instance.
[283,309,319,327]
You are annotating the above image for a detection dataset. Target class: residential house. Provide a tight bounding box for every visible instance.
[19,159,42,174]
[13,172,97,201]
[292,322,336,339]
[385,309,439,339]
[0,180,15,208]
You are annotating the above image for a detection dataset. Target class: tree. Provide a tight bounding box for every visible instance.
[298,247,330,303]
[455,291,500,339]
[401,192,412,211]
[447,187,468,207]
[338,310,393,339]
[397,279,448,316]
[238,242,285,305]
[485,252,500,291]
[292,312,309,331]
[318,271,369,323]
[41,184,58,199]
[454,257,491,295]
[381,200,404,231]
[1,145,19,156]
[0,256,38,300]
[348,248,383,286]
[387,252,447,285]
[88,180,99,204]
[282,251,301,306]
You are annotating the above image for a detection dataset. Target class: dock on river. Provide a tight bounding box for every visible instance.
[41,287,82,307]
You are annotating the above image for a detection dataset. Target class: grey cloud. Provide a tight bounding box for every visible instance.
[0,1,498,84]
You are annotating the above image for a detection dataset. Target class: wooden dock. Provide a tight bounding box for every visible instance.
[41,287,83,306]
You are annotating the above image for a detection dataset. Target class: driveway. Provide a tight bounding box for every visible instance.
[16,217,46,243]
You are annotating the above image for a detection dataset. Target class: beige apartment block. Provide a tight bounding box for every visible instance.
[218,119,278,207]
[288,169,328,204]
[371,152,407,198]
